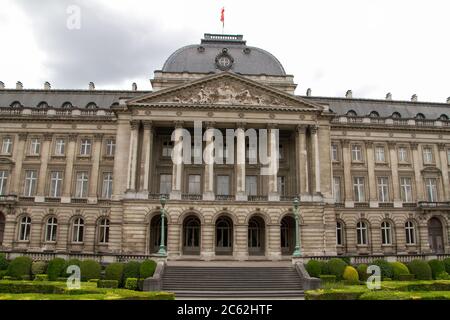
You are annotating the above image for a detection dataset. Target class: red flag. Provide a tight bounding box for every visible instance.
[220,7,225,27]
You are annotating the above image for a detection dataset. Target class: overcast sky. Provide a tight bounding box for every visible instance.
[1,0,449,102]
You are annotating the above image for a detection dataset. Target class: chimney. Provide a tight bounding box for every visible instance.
[345,90,353,99]
[386,92,392,100]
[132,82,137,91]
[44,81,51,90]
[306,88,312,97]
[411,94,418,102]
[0,81,4,89]
[16,81,23,90]
[89,82,95,90]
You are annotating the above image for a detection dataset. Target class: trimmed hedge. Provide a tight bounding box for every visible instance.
[0,281,65,294]
[80,260,101,282]
[372,259,393,279]
[428,259,446,280]
[436,272,450,280]
[390,262,410,280]
[105,263,124,285]
[140,260,157,279]
[407,260,432,280]
[0,253,8,270]
[7,256,32,279]
[343,266,359,284]
[31,261,47,275]
[125,278,138,291]
[398,274,415,281]
[443,258,450,274]
[97,280,119,289]
[305,260,323,278]
[356,264,368,281]
[319,275,336,283]
[0,270,7,279]
[47,258,66,281]
[123,261,141,281]
[34,274,49,281]
[325,258,347,280]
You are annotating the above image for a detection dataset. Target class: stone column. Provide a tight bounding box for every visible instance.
[438,143,450,201]
[235,123,247,201]
[297,125,309,198]
[267,124,279,201]
[36,133,52,202]
[126,120,139,192]
[139,121,153,196]
[61,134,77,203]
[411,143,424,202]
[11,133,27,195]
[389,142,402,207]
[88,133,103,202]
[203,122,215,201]
[112,117,131,199]
[170,121,184,200]
[310,125,321,195]
[341,139,354,207]
[365,141,378,207]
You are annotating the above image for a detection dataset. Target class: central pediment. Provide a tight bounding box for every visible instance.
[127,72,324,111]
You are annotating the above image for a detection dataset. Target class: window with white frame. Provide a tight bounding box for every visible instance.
[98,218,110,244]
[353,177,365,202]
[159,174,172,195]
[105,139,115,156]
[333,177,341,203]
[245,176,258,196]
[49,171,63,198]
[79,139,92,156]
[54,139,65,156]
[405,221,416,245]
[381,221,392,245]
[398,147,408,162]
[377,177,390,202]
[356,221,368,245]
[23,170,38,196]
[45,217,57,242]
[1,137,13,155]
[331,144,339,161]
[101,172,113,199]
[72,217,84,243]
[400,177,413,202]
[277,176,286,195]
[75,172,89,198]
[0,171,8,195]
[425,178,438,202]
[336,221,344,246]
[188,174,201,195]
[162,140,173,157]
[351,145,363,161]
[29,138,41,155]
[217,175,230,196]
[375,146,386,162]
[19,216,31,241]
[422,147,433,164]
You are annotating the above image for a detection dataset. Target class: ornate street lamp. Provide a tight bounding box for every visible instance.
[292,197,302,257]
[157,195,167,256]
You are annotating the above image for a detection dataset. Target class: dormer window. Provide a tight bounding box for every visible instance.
[10,101,22,108]
[438,114,449,121]
[37,101,49,109]
[369,111,379,118]
[346,110,357,117]
[86,102,98,109]
[391,112,401,119]
[415,113,425,120]
[62,102,73,109]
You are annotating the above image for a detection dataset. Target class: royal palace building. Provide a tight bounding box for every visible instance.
[0,34,449,261]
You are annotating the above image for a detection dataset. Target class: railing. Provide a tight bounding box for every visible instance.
[216,195,234,201]
[56,110,72,116]
[31,109,47,115]
[306,253,450,265]
[416,120,435,127]
[45,197,61,203]
[18,196,34,202]
[403,202,417,208]
[354,202,369,208]
[0,195,17,202]
[347,117,363,123]
[370,118,385,124]
[379,202,394,208]
[248,195,268,202]
[418,201,450,208]
[181,194,202,201]
[71,198,88,204]
[393,119,408,125]
[280,195,296,202]
[148,193,168,200]
[0,108,21,115]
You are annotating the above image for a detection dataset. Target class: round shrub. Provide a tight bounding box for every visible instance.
[62,259,81,276]
[31,261,48,275]
[343,266,359,284]
[7,256,32,279]
[428,259,446,279]
[125,278,138,290]
[325,258,347,280]
[105,263,124,284]
[390,261,410,280]
[407,260,432,280]
[123,261,141,281]
[0,253,9,270]
[80,260,101,281]
[305,260,323,278]
[356,264,368,281]
[442,258,450,274]
[47,258,66,281]
[436,271,450,280]
[372,259,393,279]
[140,260,157,279]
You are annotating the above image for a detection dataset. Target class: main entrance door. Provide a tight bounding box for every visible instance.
[248,216,265,256]
[183,215,201,255]
[428,217,444,254]
[215,216,233,255]
[0,212,4,246]
[281,215,295,255]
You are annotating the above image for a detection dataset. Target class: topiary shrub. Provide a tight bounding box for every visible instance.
[123,261,141,281]
[0,270,7,279]
[436,271,450,280]
[319,275,336,283]
[342,266,359,284]
[47,258,66,281]
[6,256,32,279]
[325,258,347,280]
[390,261,410,280]
[356,264,368,281]
[105,263,124,285]
[34,274,49,281]
[97,280,118,288]
[80,260,101,281]
[372,259,393,279]
[407,260,432,280]
[443,258,450,274]
[428,259,446,279]
[305,260,323,278]
[125,278,138,290]
[140,260,157,279]
[0,253,9,270]
[31,261,48,275]
[62,259,81,276]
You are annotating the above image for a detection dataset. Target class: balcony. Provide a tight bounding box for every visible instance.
[148,193,168,200]
[71,198,88,204]
[248,195,268,202]
[45,197,61,203]
[182,194,202,201]
[280,195,296,202]
[0,194,17,203]
[418,201,450,209]
[216,195,234,201]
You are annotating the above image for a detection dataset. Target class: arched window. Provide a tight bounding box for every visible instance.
[216,216,233,249]
[98,218,110,244]
[405,220,416,245]
[72,217,84,243]
[336,221,345,246]
[183,216,201,254]
[346,110,357,117]
[356,221,368,245]
[391,112,401,119]
[19,216,31,241]
[37,101,49,109]
[10,101,22,108]
[369,111,380,118]
[85,102,98,109]
[381,221,392,245]
[438,114,449,121]
[415,113,425,119]
[45,217,58,242]
[61,102,73,109]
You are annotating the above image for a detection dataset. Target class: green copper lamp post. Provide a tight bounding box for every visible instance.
[293,197,302,257]
[158,195,167,256]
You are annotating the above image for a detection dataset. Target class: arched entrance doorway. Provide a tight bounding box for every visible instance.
[215,216,233,255]
[428,217,444,254]
[0,212,4,246]
[149,215,168,254]
[183,215,201,255]
[248,216,265,256]
[281,215,295,255]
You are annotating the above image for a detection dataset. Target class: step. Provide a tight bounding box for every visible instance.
[171,290,305,298]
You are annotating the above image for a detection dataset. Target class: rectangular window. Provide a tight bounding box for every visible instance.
[377,177,389,202]
[75,172,89,198]
[0,171,8,195]
[331,144,339,161]
[105,139,116,156]
[23,170,37,196]
[245,176,258,196]
[400,177,412,202]
[159,174,172,194]
[188,174,201,195]
[277,176,286,195]
[278,144,285,160]
[423,147,433,164]
[30,138,41,155]
[398,147,408,162]
[162,140,173,157]
[54,139,65,156]
[102,172,113,199]
[375,146,386,162]
[353,177,365,202]
[1,137,13,154]
[425,178,438,202]
[217,175,230,196]
[49,171,63,198]
[351,145,362,161]
[333,176,341,203]
[80,139,92,156]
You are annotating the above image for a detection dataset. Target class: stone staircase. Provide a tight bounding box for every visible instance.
[161,264,304,298]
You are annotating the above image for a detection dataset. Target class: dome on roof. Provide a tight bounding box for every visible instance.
[161,34,286,76]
